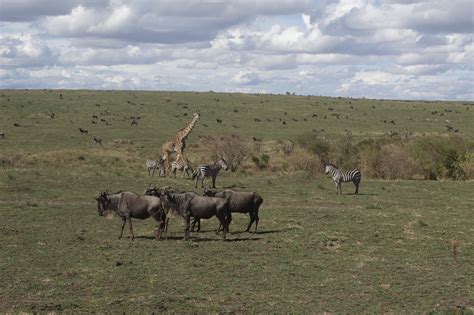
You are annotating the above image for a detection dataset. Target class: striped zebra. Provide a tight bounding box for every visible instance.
[171,154,194,179]
[191,159,229,188]
[146,159,165,177]
[325,163,361,195]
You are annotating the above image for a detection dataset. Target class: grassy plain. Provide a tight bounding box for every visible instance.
[0,90,473,313]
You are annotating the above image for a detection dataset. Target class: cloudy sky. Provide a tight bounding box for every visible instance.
[0,0,472,100]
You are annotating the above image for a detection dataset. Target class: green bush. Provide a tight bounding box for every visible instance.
[252,153,270,169]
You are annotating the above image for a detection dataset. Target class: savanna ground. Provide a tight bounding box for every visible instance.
[0,90,473,313]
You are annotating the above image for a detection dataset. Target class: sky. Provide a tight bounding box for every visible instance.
[0,0,473,100]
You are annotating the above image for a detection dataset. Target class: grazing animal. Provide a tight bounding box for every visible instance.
[161,113,200,169]
[95,191,166,240]
[146,159,165,177]
[0,132,4,138]
[216,119,222,124]
[159,189,231,240]
[171,154,194,178]
[93,136,102,146]
[197,189,263,233]
[131,120,138,126]
[144,185,199,238]
[325,163,361,195]
[191,159,229,188]
[79,128,88,135]
[144,186,199,236]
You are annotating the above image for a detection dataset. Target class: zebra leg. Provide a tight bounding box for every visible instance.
[354,181,359,194]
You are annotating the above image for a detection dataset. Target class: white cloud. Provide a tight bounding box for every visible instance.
[232,71,262,85]
[0,0,472,100]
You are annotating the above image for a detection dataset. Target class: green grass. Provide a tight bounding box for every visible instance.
[0,90,473,313]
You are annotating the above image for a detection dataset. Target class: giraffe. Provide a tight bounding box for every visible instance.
[161,112,200,169]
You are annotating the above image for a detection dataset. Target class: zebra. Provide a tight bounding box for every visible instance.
[171,154,194,179]
[325,163,361,195]
[191,159,229,188]
[146,159,165,177]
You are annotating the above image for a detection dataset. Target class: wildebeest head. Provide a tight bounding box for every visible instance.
[203,189,217,197]
[95,191,110,216]
[144,186,161,197]
[159,189,177,207]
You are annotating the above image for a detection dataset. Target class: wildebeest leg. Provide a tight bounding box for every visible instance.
[201,177,205,188]
[184,215,191,241]
[119,218,126,239]
[128,217,135,240]
[215,213,226,240]
[246,212,255,232]
[195,176,199,188]
[212,176,216,189]
[254,212,259,233]
[190,217,200,232]
[150,209,165,240]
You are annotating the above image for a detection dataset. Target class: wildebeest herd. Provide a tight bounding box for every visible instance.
[95,186,263,241]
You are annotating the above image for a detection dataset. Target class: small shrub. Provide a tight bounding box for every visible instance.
[252,153,270,169]
[199,134,252,172]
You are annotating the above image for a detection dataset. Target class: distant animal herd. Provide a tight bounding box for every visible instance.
[94,113,361,241]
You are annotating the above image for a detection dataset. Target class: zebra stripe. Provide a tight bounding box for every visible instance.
[146,159,165,177]
[191,159,228,188]
[325,163,361,194]
[171,155,194,178]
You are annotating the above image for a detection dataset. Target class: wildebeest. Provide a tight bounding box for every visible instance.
[143,186,196,236]
[95,191,166,240]
[79,128,88,135]
[159,189,231,241]
[0,132,4,138]
[198,189,263,233]
[93,136,102,146]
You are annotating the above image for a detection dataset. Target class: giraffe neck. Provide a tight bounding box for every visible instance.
[176,115,198,142]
